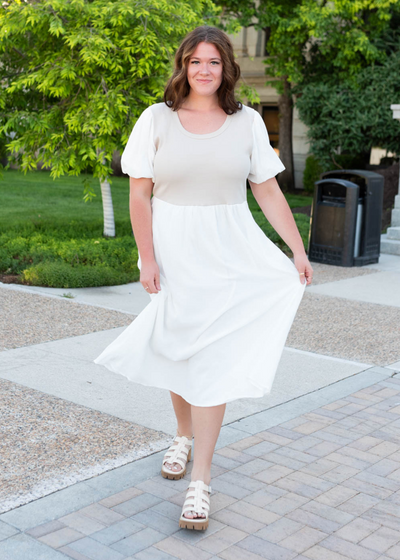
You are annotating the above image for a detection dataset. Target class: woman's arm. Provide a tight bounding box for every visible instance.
[249,176,313,285]
[129,177,161,293]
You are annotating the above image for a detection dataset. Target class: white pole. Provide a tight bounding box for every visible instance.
[100,177,116,238]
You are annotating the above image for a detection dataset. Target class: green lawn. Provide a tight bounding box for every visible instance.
[0,170,312,288]
[0,169,131,235]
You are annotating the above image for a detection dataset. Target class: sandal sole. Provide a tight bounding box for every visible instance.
[161,468,187,480]
[178,517,209,531]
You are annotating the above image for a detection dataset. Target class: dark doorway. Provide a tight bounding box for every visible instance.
[262,106,279,150]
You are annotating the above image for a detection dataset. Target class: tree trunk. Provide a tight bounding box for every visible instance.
[278,77,295,192]
[99,177,115,237]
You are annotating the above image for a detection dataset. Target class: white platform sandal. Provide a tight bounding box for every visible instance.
[161,435,193,480]
[179,480,212,531]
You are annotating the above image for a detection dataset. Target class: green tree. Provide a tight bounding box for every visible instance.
[0,0,218,237]
[295,16,400,167]
[217,0,400,190]
[295,48,400,168]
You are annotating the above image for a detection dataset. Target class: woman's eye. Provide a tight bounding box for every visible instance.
[190,60,220,65]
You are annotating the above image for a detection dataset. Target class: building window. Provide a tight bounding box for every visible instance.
[264,28,271,57]
[255,29,263,57]
[262,105,279,150]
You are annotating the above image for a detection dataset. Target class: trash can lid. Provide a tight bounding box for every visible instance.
[322,169,384,180]
[315,178,359,189]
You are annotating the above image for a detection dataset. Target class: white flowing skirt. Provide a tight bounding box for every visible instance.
[94,196,306,407]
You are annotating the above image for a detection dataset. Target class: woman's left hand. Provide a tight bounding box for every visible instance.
[294,252,313,285]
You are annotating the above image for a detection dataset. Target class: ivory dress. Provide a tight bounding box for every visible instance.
[94,102,306,407]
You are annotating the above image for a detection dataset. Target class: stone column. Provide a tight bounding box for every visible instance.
[381,105,400,254]
[390,105,400,227]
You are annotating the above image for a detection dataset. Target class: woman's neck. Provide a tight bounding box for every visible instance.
[181,91,220,112]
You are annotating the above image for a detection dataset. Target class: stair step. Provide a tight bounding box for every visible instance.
[387,227,400,241]
[391,209,400,227]
[380,234,400,255]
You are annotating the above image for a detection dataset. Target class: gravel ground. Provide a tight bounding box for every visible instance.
[0,288,133,351]
[288,291,400,366]
[0,377,172,513]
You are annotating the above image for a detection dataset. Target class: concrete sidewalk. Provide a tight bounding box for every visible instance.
[1,254,400,559]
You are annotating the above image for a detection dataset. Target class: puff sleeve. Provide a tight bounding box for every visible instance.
[121,106,155,179]
[248,109,285,184]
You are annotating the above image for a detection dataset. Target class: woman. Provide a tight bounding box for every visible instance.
[95,25,313,531]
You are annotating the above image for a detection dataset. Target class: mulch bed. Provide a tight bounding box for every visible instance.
[0,274,22,284]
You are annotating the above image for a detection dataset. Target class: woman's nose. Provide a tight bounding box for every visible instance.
[199,64,210,74]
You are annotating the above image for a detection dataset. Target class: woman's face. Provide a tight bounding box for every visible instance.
[186,41,223,98]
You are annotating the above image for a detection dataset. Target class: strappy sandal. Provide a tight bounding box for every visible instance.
[161,434,193,480]
[179,480,212,531]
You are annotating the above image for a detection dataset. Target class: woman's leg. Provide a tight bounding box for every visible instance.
[183,402,226,519]
[164,391,193,473]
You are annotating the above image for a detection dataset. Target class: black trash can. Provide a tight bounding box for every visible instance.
[308,169,384,267]
[320,170,384,265]
[308,179,360,266]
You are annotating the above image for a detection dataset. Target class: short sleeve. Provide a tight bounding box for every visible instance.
[247,109,285,184]
[121,106,155,179]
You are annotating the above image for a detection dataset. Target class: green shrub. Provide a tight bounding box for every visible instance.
[303,155,323,194]
[333,152,371,170]
[0,231,139,286]
[22,261,138,288]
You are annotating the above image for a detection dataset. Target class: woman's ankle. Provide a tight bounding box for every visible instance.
[177,430,193,439]
[190,471,211,486]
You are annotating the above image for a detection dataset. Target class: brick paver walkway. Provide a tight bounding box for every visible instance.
[5,373,400,560]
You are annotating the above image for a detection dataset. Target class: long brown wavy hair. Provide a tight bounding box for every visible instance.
[164,26,242,115]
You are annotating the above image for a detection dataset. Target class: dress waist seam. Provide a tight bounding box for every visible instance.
[151,196,248,208]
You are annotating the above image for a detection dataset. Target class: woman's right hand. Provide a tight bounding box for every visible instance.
[140,259,161,294]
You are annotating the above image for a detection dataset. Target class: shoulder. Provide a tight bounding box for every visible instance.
[132,102,171,130]
[145,102,172,119]
[233,104,260,128]
[138,103,173,134]
[240,104,255,116]
[240,104,256,118]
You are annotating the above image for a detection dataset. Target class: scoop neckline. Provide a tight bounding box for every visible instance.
[173,109,232,139]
